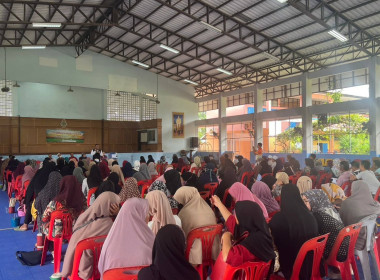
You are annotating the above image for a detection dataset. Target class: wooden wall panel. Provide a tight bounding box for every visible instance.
[0,116,162,155]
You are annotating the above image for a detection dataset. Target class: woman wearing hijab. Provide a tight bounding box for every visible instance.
[41,175,85,236]
[110,164,124,191]
[148,162,158,177]
[61,192,120,279]
[272,172,290,198]
[164,169,182,196]
[191,156,201,169]
[98,198,155,276]
[251,179,280,215]
[155,166,173,183]
[259,160,273,175]
[95,180,116,199]
[171,154,178,164]
[107,172,120,193]
[107,159,115,169]
[211,199,275,274]
[269,184,318,279]
[12,161,26,180]
[228,182,268,218]
[122,161,135,178]
[149,180,179,209]
[138,225,200,280]
[133,162,151,182]
[140,156,147,164]
[261,175,277,192]
[146,190,181,234]
[273,159,284,177]
[73,167,85,185]
[99,161,110,180]
[302,190,347,261]
[214,167,237,208]
[119,177,140,203]
[16,162,55,231]
[197,163,218,191]
[297,176,312,194]
[176,158,186,172]
[218,156,236,179]
[180,172,198,188]
[173,187,219,265]
[0,157,10,182]
[147,155,155,165]
[82,164,103,206]
[34,172,62,231]
[21,165,36,192]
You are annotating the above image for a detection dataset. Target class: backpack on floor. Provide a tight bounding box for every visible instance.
[16,250,42,266]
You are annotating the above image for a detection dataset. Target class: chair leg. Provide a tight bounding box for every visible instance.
[53,238,63,273]
[32,219,37,232]
[356,250,371,280]
[369,249,380,280]
[40,238,49,266]
[350,256,360,280]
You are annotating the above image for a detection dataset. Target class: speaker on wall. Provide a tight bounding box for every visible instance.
[190,137,199,148]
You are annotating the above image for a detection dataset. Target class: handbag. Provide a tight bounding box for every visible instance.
[16,250,42,266]
[17,205,26,217]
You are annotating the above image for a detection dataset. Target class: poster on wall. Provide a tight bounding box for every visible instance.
[46,129,84,143]
[172,112,184,138]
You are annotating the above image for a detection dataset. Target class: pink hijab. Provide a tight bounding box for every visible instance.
[155,166,173,183]
[229,182,269,218]
[22,165,36,187]
[98,198,154,276]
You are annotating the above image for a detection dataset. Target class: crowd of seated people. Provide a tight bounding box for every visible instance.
[1,151,380,280]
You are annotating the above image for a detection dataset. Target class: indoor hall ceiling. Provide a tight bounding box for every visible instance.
[1,0,379,97]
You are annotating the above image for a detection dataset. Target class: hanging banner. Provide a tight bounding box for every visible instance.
[46,129,84,143]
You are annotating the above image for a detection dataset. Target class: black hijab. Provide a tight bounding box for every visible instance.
[181,172,197,187]
[107,172,121,194]
[261,175,277,191]
[164,169,182,195]
[140,156,146,163]
[235,201,276,262]
[147,155,155,165]
[214,166,236,202]
[94,180,116,199]
[87,165,103,189]
[138,224,200,280]
[30,162,55,195]
[122,161,135,178]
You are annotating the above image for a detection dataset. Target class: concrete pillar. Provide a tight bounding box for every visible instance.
[219,95,227,154]
[369,56,380,155]
[254,86,263,147]
[302,73,313,154]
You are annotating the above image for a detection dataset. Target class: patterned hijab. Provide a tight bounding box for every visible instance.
[22,165,36,187]
[35,171,62,215]
[149,180,179,209]
[119,177,140,203]
[303,189,341,221]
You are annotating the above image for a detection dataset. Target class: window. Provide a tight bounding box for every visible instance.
[312,69,369,104]
[198,125,219,152]
[226,122,254,159]
[141,98,158,121]
[312,112,369,155]
[263,118,302,153]
[107,91,157,121]
[226,92,254,117]
[198,99,218,120]
[262,82,301,111]
[0,80,13,116]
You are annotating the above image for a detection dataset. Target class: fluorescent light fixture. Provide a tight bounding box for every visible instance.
[216,68,233,75]
[159,44,180,54]
[132,60,149,68]
[262,52,281,62]
[21,45,46,49]
[276,0,288,3]
[184,79,198,86]
[199,21,222,33]
[32,22,62,28]
[328,29,348,42]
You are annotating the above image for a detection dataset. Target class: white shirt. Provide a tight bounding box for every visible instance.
[356,170,380,195]
[91,149,104,157]
[148,215,182,231]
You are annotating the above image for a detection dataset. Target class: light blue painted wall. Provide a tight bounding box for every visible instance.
[0,47,197,153]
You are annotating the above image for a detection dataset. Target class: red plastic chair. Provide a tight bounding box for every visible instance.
[172,163,178,169]
[190,167,200,176]
[40,211,73,273]
[261,173,272,180]
[32,218,38,232]
[155,164,162,175]
[181,165,190,174]
[241,172,251,185]
[204,182,218,196]
[103,266,148,280]
[289,175,298,185]
[222,188,235,212]
[6,170,13,198]
[374,187,380,202]
[22,180,30,199]
[220,261,271,280]
[200,191,210,200]
[14,175,23,199]
[325,223,362,280]
[87,187,98,207]
[141,184,149,198]
[150,175,159,182]
[309,175,317,189]
[291,234,329,280]
[68,235,107,280]
[185,224,223,280]
[341,181,352,197]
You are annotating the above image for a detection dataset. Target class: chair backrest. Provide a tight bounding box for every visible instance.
[181,165,190,174]
[309,175,317,188]
[261,173,272,179]
[341,181,352,197]
[141,184,149,198]
[222,261,271,280]
[70,235,107,280]
[289,175,298,185]
[185,224,223,263]
[222,188,235,211]
[291,234,329,279]
[190,167,200,176]
[374,187,380,202]
[5,170,12,182]
[241,172,250,185]
[48,210,73,241]
[87,187,98,207]
[103,266,148,280]
[327,223,362,264]
[156,164,162,175]
[150,175,159,182]
[23,180,30,197]
[204,182,218,196]
[358,214,378,251]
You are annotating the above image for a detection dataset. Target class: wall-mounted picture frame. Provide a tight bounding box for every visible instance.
[172,112,184,138]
